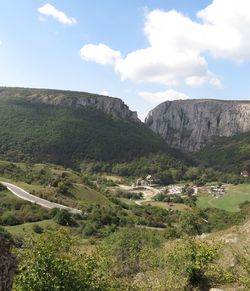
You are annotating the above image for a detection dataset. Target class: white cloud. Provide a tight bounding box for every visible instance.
[100,90,109,96]
[38,3,76,25]
[39,16,46,22]
[139,89,189,104]
[81,0,250,88]
[80,43,121,65]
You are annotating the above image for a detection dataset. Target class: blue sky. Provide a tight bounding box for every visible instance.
[0,0,250,120]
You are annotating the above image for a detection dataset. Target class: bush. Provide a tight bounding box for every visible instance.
[0,183,7,191]
[101,227,163,277]
[83,222,98,236]
[53,209,75,226]
[14,230,112,290]
[0,211,20,226]
[32,224,44,234]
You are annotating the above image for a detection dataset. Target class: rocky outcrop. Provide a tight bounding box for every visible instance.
[145,99,250,152]
[0,231,18,291]
[0,87,140,123]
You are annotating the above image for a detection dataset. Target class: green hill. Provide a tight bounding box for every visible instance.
[0,87,182,168]
[196,132,250,173]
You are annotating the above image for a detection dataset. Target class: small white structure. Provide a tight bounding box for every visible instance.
[134,175,154,187]
[168,185,183,195]
[241,170,249,178]
[211,186,225,196]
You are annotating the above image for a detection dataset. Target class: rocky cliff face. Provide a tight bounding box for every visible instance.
[145,99,250,152]
[0,232,18,291]
[0,87,140,123]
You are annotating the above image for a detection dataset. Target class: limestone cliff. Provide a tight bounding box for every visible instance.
[0,87,140,123]
[145,99,250,152]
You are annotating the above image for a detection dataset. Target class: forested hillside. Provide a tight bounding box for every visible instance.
[197,132,250,173]
[0,87,182,168]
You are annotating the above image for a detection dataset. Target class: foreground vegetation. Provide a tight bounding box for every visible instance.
[1,224,249,290]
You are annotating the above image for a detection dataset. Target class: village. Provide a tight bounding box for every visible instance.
[113,173,231,208]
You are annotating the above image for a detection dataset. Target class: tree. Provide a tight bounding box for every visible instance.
[101,228,162,277]
[14,230,111,291]
[53,209,75,226]
[179,210,205,236]
[166,238,220,290]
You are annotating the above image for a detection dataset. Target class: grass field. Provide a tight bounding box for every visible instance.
[198,184,250,212]
[73,183,111,207]
[3,219,57,236]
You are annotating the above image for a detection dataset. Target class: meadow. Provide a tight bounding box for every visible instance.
[198,183,250,212]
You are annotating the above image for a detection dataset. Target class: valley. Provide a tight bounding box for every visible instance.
[0,87,249,290]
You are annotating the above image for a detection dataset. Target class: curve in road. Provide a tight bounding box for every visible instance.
[1,181,81,214]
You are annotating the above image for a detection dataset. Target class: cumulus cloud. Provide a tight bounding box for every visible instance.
[80,0,250,87]
[80,43,121,65]
[38,3,76,25]
[139,89,189,104]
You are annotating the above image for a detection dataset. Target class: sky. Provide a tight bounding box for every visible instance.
[1,0,250,120]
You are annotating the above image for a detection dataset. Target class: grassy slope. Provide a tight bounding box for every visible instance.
[198,184,250,212]
[0,160,112,208]
[0,177,111,209]
[0,87,180,167]
[3,219,57,236]
[196,132,250,172]
[141,201,190,211]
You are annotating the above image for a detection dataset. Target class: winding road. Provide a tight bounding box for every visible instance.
[134,186,161,206]
[1,181,81,214]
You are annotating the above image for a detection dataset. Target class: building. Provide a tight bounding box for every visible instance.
[241,170,249,178]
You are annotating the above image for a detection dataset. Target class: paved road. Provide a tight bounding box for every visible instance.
[135,186,161,206]
[1,181,81,214]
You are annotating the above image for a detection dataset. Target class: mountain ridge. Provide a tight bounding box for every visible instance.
[0,87,140,123]
[145,99,250,152]
[0,87,180,167]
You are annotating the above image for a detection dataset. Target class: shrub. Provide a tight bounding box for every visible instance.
[53,209,75,226]
[0,211,20,226]
[32,224,44,234]
[14,230,112,290]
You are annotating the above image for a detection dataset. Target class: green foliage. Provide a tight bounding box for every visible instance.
[0,190,51,226]
[0,182,7,191]
[53,209,75,226]
[110,153,188,179]
[81,204,132,237]
[101,227,163,277]
[197,132,250,174]
[179,210,205,236]
[0,226,14,243]
[83,222,98,236]
[14,230,112,291]
[0,211,20,226]
[116,189,143,200]
[233,248,250,288]
[32,224,44,234]
[0,161,55,185]
[166,238,220,289]
[133,204,172,228]
[58,181,72,196]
